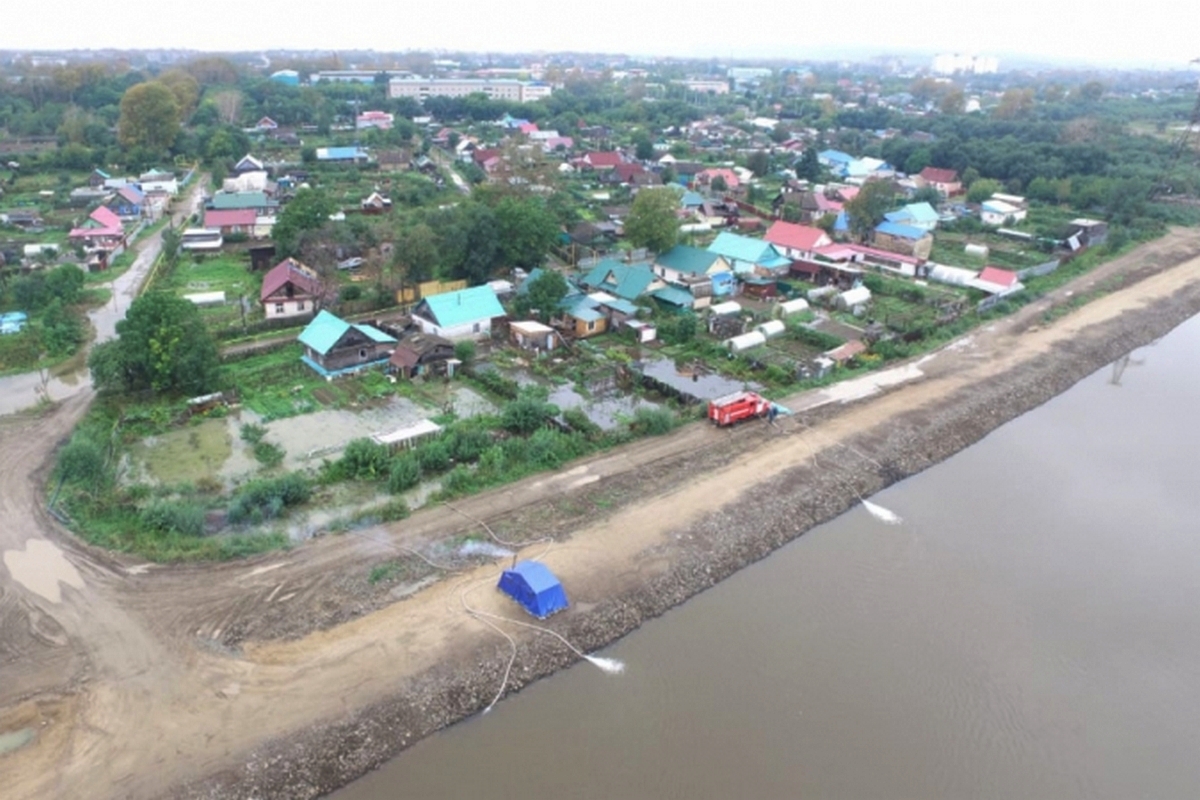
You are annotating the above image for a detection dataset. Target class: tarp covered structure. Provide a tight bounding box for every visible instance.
[498,561,569,619]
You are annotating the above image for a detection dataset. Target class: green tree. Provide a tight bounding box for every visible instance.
[118,82,181,152]
[967,178,1004,204]
[44,264,85,305]
[910,186,942,206]
[795,147,821,182]
[632,131,655,161]
[844,180,896,241]
[903,148,932,176]
[522,269,569,322]
[624,187,680,253]
[494,196,559,270]
[939,89,966,115]
[746,150,770,177]
[392,222,440,285]
[710,175,728,192]
[156,69,200,120]
[273,188,336,257]
[89,293,219,396]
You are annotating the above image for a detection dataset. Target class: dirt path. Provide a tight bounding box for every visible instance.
[2,228,1200,800]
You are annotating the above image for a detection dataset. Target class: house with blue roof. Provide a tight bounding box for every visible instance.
[316,146,370,163]
[653,245,734,301]
[297,310,397,376]
[412,285,506,340]
[580,259,661,301]
[884,201,940,231]
[818,149,855,175]
[707,231,791,276]
[873,220,934,259]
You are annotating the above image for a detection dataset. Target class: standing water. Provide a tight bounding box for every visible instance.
[330,314,1200,800]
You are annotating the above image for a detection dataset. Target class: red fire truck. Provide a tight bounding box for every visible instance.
[707,391,772,427]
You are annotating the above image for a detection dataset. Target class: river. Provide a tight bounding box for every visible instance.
[330,312,1200,800]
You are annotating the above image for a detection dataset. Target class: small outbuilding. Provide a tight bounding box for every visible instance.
[497,561,569,619]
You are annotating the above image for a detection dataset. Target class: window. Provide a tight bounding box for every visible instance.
[359,349,368,359]
[274,303,284,314]
[473,323,481,333]
[297,301,305,311]
[586,320,596,331]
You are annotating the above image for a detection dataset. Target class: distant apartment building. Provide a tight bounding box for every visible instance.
[388,77,552,103]
[677,78,730,94]
[311,69,414,84]
[931,54,999,75]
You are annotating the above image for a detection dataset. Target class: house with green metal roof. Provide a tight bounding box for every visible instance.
[580,259,661,301]
[412,285,506,340]
[652,245,731,284]
[297,310,397,376]
[706,232,791,276]
[209,191,276,213]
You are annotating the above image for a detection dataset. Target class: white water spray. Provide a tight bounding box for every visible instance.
[584,655,626,674]
[861,499,903,525]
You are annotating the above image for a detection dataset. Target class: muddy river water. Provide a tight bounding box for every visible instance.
[331,319,1200,800]
[332,313,1200,799]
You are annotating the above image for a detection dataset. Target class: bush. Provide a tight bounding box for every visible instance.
[501,390,559,435]
[56,435,107,487]
[340,438,391,480]
[446,427,492,463]
[454,340,476,363]
[252,440,285,468]
[787,324,845,351]
[441,464,479,496]
[387,455,422,493]
[340,285,363,302]
[227,472,311,525]
[416,439,451,473]
[239,423,268,444]
[631,407,676,436]
[562,407,601,437]
[474,369,520,400]
[140,500,206,537]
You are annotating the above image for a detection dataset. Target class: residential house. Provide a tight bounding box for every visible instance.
[1,210,44,229]
[706,231,791,276]
[818,149,855,175]
[203,208,257,236]
[580,151,624,170]
[377,149,412,172]
[233,154,265,174]
[68,206,125,249]
[764,220,832,260]
[388,332,456,378]
[88,169,111,189]
[261,257,321,319]
[1066,218,1108,249]
[360,191,392,214]
[653,245,734,303]
[315,146,370,163]
[510,320,559,351]
[773,190,842,224]
[695,167,740,192]
[884,201,940,231]
[138,169,178,196]
[356,110,395,130]
[580,260,661,301]
[969,266,1024,295]
[916,166,962,196]
[254,116,279,131]
[873,221,934,260]
[209,191,276,215]
[298,310,397,375]
[980,199,1026,226]
[612,163,648,185]
[559,294,608,338]
[104,186,145,220]
[411,285,506,340]
[844,157,894,181]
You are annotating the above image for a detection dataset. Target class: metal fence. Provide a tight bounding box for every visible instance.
[1017,259,1061,280]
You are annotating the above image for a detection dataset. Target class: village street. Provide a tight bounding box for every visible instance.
[1,229,1200,799]
[0,177,207,416]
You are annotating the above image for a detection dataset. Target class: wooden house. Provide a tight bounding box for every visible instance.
[297,310,396,376]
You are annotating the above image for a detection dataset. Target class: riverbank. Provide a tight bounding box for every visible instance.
[172,231,1200,799]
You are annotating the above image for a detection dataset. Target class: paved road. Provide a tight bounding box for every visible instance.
[0,178,206,416]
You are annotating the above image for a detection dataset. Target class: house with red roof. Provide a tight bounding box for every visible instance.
[695,167,740,192]
[261,258,322,320]
[764,221,832,260]
[969,266,1023,296]
[68,206,126,249]
[103,185,146,220]
[916,166,962,196]
[203,208,257,236]
[581,151,625,170]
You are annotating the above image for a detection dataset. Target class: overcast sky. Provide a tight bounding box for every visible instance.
[4,0,1198,69]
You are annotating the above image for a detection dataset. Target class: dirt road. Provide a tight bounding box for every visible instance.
[2,228,1200,799]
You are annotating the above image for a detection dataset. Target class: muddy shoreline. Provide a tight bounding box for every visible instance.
[177,275,1200,799]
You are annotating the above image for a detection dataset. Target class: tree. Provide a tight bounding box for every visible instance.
[44,264,85,305]
[795,147,821,182]
[710,175,728,192]
[632,131,655,161]
[118,82,181,152]
[967,178,1004,204]
[939,89,966,115]
[273,188,336,256]
[157,69,200,120]
[522,270,569,322]
[89,293,219,396]
[211,90,244,125]
[392,222,440,285]
[994,88,1035,120]
[494,196,559,270]
[624,187,680,254]
[911,186,943,206]
[843,180,896,241]
[746,150,770,177]
[903,148,931,176]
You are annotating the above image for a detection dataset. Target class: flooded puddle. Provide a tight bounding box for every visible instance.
[0,728,34,756]
[2,539,85,603]
[547,383,662,430]
[638,357,761,401]
[129,418,234,486]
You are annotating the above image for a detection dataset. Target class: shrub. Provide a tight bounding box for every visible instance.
[252,440,285,468]
[140,500,206,537]
[227,472,311,524]
[340,285,363,302]
[416,439,451,473]
[474,369,520,400]
[501,392,559,435]
[239,423,268,444]
[631,407,675,436]
[446,427,492,463]
[441,465,478,496]
[340,438,391,480]
[387,455,422,493]
[56,435,107,488]
[453,340,476,363]
[562,407,601,437]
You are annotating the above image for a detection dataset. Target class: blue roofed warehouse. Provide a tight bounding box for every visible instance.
[498,561,569,619]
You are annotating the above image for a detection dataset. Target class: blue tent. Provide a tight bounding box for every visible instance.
[498,561,569,619]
